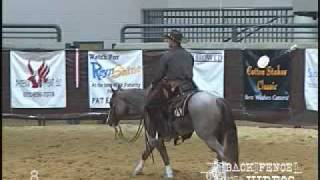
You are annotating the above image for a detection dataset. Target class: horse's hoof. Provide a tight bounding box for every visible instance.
[162,174,174,179]
[132,168,144,176]
[132,171,143,176]
[163,166,174,179]
[132,160,144,176]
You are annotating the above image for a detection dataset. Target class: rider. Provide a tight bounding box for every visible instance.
[145,29,196,140]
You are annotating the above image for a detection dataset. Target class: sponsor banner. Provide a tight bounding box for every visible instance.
[88,50,143,108]
[304,49,318,111]
[10,51,66,108]
[189,50,224,97]
[243,50,290,109]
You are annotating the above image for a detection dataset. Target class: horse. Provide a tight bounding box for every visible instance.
[107,85,239,178]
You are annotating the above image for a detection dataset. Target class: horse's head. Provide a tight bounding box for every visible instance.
[106,84,123,127]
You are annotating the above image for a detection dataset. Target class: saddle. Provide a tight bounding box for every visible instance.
[168,91,195,119]
[163,79,197,119]
[160,79,198,145]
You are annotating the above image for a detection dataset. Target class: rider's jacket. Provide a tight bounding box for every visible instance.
[152,46,194,86]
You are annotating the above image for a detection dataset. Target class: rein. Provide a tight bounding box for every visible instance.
[114,118,144,143]
[107,101,143,143]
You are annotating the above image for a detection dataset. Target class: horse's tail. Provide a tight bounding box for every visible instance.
[217,98,239,166]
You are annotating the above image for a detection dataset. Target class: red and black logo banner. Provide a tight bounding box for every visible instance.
[242,50,290,109]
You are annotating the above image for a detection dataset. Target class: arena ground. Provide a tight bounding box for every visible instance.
[2,119,318,180]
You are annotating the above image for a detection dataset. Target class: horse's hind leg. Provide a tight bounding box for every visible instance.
[205,137,230,178]
[205,137,226,162]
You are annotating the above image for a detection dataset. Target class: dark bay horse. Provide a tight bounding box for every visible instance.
[107,86,239,178]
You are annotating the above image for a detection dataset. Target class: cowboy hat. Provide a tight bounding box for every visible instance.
[164,30,183,43]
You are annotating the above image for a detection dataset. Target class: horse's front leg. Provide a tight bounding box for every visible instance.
[156,139,174,178]
[132,136,156,176]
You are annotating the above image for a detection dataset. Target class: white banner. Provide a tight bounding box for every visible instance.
[189,50,224,97]
[88,50,143,108]
[10,51,66,108]
[304,49,318,111]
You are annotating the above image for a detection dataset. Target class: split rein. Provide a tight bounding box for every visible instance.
[113,119,144,143]
[106,104,144,143]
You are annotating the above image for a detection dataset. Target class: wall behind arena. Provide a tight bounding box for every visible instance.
[1,48,314,123]
[3,0,293,49]
[167,0,292,8]
[2,0,168,49]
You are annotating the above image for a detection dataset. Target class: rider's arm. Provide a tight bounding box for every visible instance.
[191,53,195,67]
[152,55,168,87]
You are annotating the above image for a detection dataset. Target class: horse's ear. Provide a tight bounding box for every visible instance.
[117,83,122,91]
[110,85,116,94]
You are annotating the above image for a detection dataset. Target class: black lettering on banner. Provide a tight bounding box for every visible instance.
[192,52,223,62]
[89,53,120,60]
[123,83,141,88]
[107,89,112,93]
[23,92,32,97]
[92,97,105,104]
[16,80,29,87]
[105,97,110,104]
[23,92,55,98]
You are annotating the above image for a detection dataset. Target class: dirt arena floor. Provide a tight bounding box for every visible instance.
[2,120,318,180]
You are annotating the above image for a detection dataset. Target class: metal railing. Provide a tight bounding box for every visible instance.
[143,7,293,25]
[120,23,318,43]
[2,24,62,42]
[142,7,295,42]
